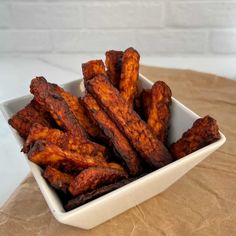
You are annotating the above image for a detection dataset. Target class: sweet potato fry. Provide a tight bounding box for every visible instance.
[82,60,107,81]
[82,93,142,176]
[28,140,108,171]
[65,177,136,210]
[30,77,108,159]
[170,115,220,159]
[23,123,106,157]
[47,82,101,138]
[147,81,172,144]
[30,77,87,139]
[68,166,128,196]
[105,50,123,87]
[43,166,73,193]
[76,98,102,138]
[119,47,140,107]
[85,75,173,169]
[8,99,53,139]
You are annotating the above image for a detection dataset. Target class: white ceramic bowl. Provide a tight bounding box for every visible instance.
[0,74,226,229]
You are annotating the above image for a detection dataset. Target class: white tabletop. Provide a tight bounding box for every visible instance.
[0,55,235,207]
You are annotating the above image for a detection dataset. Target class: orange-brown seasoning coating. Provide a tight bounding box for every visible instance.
[43,166,73,193]
[105,50,123,87]
[65,177,135,211]
[48,83,101,138]
[30,77,87,139]
[8,99,53,139]
[28,140,108,171]
[23,123,65,152]
[82,60,107,81]
[119,47,140,107]
[23,123,106,157]
[170,115,220,159]
[86,75,173,169]
[82,93,142,176]
[68,166,128,196]
[147,81,172,144]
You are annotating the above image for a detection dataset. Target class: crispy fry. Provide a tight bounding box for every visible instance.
[28,140,108,171]
[65,177,136,210]
[30,77,108,158]
[147,81,172,144]
[86,75,173,169]
[23,123,66,153]
[43,166,73,193]
[30,77,87,139]
[8,99,53,139]
[170,115,220,159]
[119,47,140,107]
[23,123,106,157]
[48,83,101,138]
[82,60,107,81]
[82,93,142,176]
[77,98,102,138]
[68,166,128,196]
[105,50,123,87]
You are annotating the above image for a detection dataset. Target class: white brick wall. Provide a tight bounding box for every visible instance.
[167,2,236,27]
[83,2,164,28]
[0,0,236,55]
[210,30,236,53]
[53,30,136,52]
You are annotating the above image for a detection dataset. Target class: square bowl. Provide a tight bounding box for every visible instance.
[0,74,226,229]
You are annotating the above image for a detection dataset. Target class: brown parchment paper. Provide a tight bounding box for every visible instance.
[1,66,236,236]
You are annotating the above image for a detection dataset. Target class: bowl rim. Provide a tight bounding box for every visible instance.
[0,73,226,220]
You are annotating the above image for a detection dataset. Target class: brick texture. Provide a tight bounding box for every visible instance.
[83,2,164,28]
[0,1,235,55]
[210,30,236,53]
[167,2,236,27]
[10,3,82,29]
[0,4,10,28]
[52,30,136,52]
[136,30,207,53]
[0,30,52,52]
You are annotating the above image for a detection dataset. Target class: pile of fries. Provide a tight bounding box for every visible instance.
[9,47,220,211]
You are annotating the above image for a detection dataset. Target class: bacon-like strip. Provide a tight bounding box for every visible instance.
[82,93,142,176]
[86,75,173,169]
[43,166,73,193]
[30,77,86,139]
[170,115,220,159]
[28,140,108,171]
[48,82,101,138]
[8,99,53,139]
[105,50,123,87]
[119,47,140,107]
[147,81,172,144]
[23,123,106,157]
[82,60,107,81]
[68,166,128,196]
[65,177,137,210]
